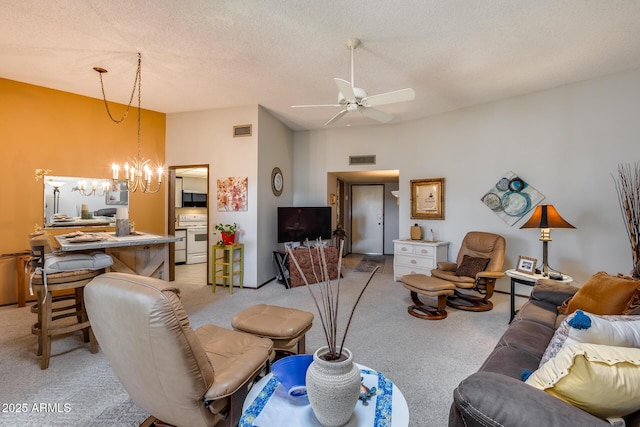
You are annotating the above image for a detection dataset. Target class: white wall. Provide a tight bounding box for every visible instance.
[257,106,294,285]
[166,105,261,286]
[293,68,640,289]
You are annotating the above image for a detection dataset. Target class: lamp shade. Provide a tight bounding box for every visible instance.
[520,204,575,229]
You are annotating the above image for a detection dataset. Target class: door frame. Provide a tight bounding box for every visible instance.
[167,164,210,282]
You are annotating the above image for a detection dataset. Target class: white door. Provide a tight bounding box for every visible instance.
[351,184,384,254]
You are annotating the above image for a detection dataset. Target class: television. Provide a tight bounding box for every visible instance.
[277,206,332,244]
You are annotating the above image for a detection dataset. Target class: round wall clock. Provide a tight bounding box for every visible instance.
[271,167,283,196]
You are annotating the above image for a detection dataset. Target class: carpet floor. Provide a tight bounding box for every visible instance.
[0,259,511,426]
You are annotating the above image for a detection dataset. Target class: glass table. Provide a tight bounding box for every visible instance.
[241,363,409,426]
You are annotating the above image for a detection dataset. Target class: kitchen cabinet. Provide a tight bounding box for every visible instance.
[175,177,183,208]
[175,229,186,264]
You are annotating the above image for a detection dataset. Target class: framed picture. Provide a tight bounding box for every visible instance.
[516,256,537,275]
[411,178,445,220]
[105,180,129,205]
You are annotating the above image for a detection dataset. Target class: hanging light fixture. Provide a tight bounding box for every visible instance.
[72,179,110,197]
[94,52,163,194]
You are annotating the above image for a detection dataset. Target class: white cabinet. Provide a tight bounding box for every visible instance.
[393,239,449,281]
[175,177,183,208]
[175,229,187,264]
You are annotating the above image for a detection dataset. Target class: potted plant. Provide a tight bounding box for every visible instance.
[288,240,379,426]
[613,162,640,278]
[214,223,238,247]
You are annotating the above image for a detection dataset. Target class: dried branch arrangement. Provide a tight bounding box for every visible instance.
[288,240,379,361]
[613,162,640,277]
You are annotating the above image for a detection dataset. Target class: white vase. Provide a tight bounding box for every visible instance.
[305,346,361,427]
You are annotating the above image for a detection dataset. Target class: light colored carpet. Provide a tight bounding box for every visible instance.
[0,259,511,426]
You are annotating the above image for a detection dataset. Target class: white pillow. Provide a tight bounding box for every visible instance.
[539,310,640,367]
[563,310,640,349]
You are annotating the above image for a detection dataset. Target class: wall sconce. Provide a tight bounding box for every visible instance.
[391,190,400,205]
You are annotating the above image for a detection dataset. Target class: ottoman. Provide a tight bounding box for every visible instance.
[401,274,456,320]
[231,304,314,355]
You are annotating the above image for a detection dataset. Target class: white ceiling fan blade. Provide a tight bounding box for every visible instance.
[291,104,342,108]
[361,88,415,107]
[360,107,393,123]
[324,109,348,126]
[334,78,357,103]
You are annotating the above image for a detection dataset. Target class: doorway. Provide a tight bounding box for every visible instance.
[351,184,384,254]
[167,165,209,283]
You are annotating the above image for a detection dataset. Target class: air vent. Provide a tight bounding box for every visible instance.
[349,155,376,165]
[233,124,252,137]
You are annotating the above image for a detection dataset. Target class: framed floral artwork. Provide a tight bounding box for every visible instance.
[217,177,248,211]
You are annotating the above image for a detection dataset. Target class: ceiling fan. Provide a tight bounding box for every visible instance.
[292,38,416,126]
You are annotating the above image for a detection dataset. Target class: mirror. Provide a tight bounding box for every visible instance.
[43,175,129,228]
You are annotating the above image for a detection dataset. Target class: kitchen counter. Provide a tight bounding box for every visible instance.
[55,232,182,280]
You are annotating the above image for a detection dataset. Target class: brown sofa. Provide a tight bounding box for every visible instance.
[449,279,640,427]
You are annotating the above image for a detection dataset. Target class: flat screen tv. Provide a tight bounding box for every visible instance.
[277,206,332,244]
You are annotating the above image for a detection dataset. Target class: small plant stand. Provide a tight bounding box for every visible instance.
[212,243,244,293]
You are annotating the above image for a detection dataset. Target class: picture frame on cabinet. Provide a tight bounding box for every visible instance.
[411,178,445,220]
[516,256,537,275]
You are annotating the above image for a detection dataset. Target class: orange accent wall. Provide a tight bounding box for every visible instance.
[0,78,166,304]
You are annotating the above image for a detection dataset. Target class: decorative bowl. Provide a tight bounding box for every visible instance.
[271,354,313,401]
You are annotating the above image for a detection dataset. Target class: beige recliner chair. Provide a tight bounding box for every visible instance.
[85,272,273,427]
[434,231,506,312]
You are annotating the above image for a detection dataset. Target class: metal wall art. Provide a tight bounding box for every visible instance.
[481,171,544,226]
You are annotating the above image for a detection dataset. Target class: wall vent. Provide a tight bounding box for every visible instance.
[233,124,252,137]
[349,155,376,165]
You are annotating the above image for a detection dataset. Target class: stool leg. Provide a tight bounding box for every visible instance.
[35,289,44,357]
[77,288,90,343]
[41,290,53,369]
[407,291,448,320]
[297,335,306,354]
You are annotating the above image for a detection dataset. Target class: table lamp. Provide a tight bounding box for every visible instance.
[520,204,575,276]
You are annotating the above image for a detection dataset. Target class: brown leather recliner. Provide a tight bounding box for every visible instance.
[432,231,506,312]
[85,272,273,427]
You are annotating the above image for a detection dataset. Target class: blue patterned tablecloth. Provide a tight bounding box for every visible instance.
[240,368,394,426]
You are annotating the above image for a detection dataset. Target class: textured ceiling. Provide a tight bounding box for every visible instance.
[2,1,640,131]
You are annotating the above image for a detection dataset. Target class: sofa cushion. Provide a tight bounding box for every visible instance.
[479,345,542,379]
[498,319,556,360]
[44,252,113,273]
[455,255,490,277]
[516,299,561,329]
[559,272,639,315]
[526,343,640,418]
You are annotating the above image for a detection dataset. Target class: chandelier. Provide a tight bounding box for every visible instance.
[94,52,163,194]
[73,179,110,197]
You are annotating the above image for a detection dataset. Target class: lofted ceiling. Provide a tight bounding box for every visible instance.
[2,1,640,132]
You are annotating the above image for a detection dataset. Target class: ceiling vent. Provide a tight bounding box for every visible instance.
[349,155,376,165]
[233,124,252,137]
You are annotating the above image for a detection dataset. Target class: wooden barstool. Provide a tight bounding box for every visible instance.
[28,235,105,369]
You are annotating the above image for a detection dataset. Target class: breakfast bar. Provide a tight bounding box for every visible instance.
[55,232,182,280]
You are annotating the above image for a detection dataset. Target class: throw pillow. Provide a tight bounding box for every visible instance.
[623,286,640,315]
[540,310,640,367]
[455,255,490,278]
[564,310,640,349]
[526,343,640,418]
[558,271,639,315]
